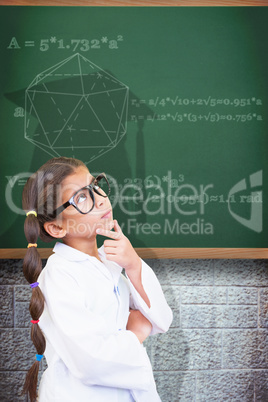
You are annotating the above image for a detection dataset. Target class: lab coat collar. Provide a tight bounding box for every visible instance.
[53,242,92,262]
[53,242,123,285]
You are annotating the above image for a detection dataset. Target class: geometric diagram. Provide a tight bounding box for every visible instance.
[24,53,129,164]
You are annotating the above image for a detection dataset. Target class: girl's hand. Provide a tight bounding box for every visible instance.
[126,309,152,344]
[96,220,141,273]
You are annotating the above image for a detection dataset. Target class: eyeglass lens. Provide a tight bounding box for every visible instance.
[74,175,109,214]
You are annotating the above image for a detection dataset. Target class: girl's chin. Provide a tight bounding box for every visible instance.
[97,218,114,231]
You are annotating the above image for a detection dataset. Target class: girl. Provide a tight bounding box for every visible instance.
[22,157,172,402]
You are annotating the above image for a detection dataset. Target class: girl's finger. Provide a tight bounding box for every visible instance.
[96,227,121,240]
[103,239,118,248]
[104,246,117,255]
[113,220,123,236]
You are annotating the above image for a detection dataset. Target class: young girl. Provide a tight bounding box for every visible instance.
[22,157,172,402]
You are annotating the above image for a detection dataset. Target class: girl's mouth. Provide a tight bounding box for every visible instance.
[101,210,112,219]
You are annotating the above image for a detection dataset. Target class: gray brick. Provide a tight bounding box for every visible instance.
[0,370,46,401]
[254,370,268,401]
[214,260,268,287]
[166,260,214,285]
[14,285,31,302]
[145,259,170,285]
[14,286,32,330]
[0,259,47,286]
[0,329,35,370]
[154,371,196,402]
[196,370,254,401]
[0,371,27,401]
[169,308,180,328]
[228,287,258,305]
[15,302,31,328]
[0,260,26,286]
[181,305,257,328]
[151,329,222,371]
[222,329,268,369]
[181,286,227,304]
[162,285,180,308]
[259,289,268,328]
[161,286,181,327]
[0,286,13,328]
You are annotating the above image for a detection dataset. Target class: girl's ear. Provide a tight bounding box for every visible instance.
[43,221,67,239]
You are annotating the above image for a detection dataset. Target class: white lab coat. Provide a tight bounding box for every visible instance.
[37,242,173,402]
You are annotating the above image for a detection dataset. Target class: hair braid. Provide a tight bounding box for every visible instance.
[22,214,45,401]
[21,157,87,400]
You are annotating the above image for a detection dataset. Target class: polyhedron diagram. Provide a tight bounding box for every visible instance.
[24,53,129,163]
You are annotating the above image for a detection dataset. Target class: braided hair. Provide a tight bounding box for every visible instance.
[22,157,86,401]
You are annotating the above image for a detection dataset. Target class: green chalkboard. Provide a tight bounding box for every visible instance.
[0,6,267,249]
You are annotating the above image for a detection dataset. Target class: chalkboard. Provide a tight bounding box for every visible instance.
[0,6,267,253]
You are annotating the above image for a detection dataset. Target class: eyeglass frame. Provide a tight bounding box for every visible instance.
[51,173,110,217]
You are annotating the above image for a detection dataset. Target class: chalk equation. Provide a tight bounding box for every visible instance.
[7,36,124,52]
[129,96,263,124]
[131,97,263,108]
[130,112,263,124]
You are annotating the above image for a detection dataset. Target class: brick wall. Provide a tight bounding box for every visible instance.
[0,258,267,401]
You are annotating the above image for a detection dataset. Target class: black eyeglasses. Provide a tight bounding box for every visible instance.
[51,173,110,217]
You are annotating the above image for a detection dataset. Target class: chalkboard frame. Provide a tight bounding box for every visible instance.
[0,1,267,7]
[0,248,267,259]
[1,0,267,258]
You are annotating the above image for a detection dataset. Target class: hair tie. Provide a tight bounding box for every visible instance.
[31,319,40,324]
[27,243,37,248]
[30,282,39,288]
[36,354,43,362]
[26,210,37,217]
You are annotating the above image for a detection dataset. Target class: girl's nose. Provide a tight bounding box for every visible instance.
[95,194,105,208]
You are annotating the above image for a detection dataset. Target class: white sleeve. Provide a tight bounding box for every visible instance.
[127,259,173,335]
[39,264,155,391]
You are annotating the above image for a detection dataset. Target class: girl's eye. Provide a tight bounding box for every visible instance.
[75,192,88,204]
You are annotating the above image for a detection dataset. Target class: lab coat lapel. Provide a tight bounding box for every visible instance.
[98,245,123,286]
[53,242,122,284]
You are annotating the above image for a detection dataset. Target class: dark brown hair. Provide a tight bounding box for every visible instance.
[22,157,86,401]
